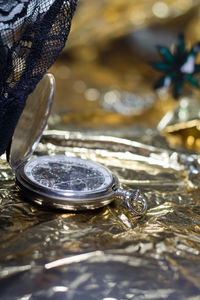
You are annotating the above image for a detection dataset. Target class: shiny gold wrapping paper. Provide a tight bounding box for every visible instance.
[1,1,200,299]
[0,129,200,299]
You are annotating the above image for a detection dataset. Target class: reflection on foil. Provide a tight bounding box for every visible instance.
[0,130,200,299]
[101,90,155,116]
[45,251,103,269]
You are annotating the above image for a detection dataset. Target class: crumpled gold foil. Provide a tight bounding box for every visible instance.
[2,2,200,297]
[0,129,200,299]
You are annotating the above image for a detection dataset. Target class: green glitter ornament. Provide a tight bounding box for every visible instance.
[151,34,200,99]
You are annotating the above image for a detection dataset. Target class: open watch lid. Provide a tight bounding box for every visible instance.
[8,73,55,170]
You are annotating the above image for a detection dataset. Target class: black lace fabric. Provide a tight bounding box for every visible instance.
[0,0,77,155]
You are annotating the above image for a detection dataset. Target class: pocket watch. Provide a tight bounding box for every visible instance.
[7,74,147,216]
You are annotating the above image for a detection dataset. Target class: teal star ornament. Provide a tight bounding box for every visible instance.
[151,34,200,99]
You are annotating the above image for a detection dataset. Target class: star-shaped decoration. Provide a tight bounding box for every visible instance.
[151,34,200,99]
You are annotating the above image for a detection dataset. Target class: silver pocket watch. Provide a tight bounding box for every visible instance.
[8,74,147,216]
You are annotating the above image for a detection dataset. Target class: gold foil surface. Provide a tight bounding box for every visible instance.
[2,1,200,299]
[0,129,200,299]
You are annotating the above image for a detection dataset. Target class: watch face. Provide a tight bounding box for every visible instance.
[16,155,146,215]
[22,155,114,194]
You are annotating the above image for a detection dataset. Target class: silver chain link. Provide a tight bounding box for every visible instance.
[116,188,147,216]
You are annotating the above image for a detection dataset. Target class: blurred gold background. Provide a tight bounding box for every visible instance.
[49,0,200,151]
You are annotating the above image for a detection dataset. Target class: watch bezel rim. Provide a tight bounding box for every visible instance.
[15,155,120,210]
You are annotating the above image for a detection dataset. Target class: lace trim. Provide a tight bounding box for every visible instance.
[0,0,77,155]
